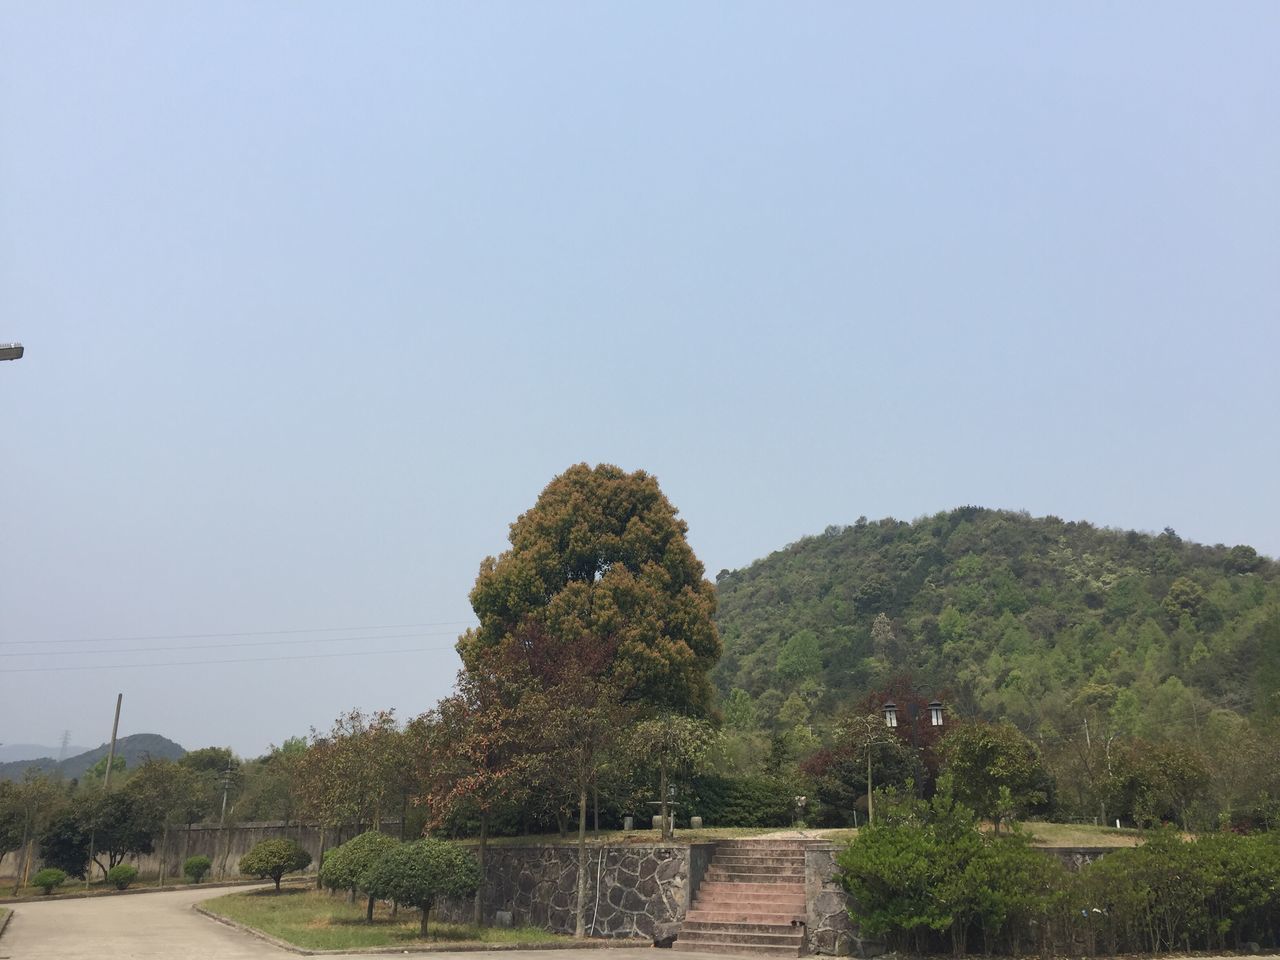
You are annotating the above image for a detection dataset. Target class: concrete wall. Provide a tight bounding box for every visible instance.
[433,843,693,940]
[1,820,402,884]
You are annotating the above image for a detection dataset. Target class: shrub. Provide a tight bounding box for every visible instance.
[239,838,312,891]
[685,774,794,827]
[364,838,480,937]
[106,863,138,890]
[319,830,399,921]
[31,867,67,895]
[183,854,212,883]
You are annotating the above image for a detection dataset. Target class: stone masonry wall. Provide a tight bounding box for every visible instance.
[805,843,882,957]
[434,844,691,940]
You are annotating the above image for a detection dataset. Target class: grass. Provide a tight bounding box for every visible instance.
[201,888,565,951]
[1018,821,1145,847]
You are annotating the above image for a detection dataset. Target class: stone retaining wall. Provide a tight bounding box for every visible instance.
[434,843,693,940]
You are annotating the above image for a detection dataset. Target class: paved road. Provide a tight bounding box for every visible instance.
[0,885,728,960]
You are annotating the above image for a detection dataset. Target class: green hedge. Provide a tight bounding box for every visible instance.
[838,800,1280,956]
[685,774,795,827]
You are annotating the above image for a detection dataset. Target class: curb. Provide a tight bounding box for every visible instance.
[0,906,12,942]
[192,902,650,956]
[0,877,293,905]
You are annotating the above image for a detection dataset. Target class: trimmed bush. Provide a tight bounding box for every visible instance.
[319,830,399,921]
[106,863,138,890]
[31,867,67,895]
[239,838,312,891]
[183,854,212,883]
[364,838,481,937]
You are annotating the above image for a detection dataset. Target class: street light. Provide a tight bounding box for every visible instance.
[882,701,898,727]
[0,343,23,361]
[929,701,944,726]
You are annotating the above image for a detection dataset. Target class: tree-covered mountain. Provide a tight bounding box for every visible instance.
[713,508,1280,742]
[0,733,185,783]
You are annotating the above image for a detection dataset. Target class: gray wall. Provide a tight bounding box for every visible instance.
[434,843,692,940]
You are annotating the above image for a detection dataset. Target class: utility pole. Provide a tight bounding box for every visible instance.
[86,694,123,888]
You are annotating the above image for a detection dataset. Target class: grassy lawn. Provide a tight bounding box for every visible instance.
[201,888,564,951]
[1019,821,1144,847]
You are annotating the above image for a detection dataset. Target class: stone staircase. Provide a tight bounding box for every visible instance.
[678,840,811,956]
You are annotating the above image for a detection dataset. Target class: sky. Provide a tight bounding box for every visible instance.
[1,2,1277,758]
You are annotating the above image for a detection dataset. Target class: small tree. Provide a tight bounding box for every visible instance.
[32,867,66,895]
[107,864,138,890]
[364,838,480,937]
[184,855,212,883]
[319,830,399,921]
[629,714,717,840]
[239,838,312,891]
[940,722,1048,834]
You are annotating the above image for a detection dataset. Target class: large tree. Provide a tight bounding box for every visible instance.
[458,463,720,715]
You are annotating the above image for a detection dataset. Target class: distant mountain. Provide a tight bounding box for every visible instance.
[0,743,87,763]
[0,733,186,782]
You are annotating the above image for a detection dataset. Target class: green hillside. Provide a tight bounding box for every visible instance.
[713,508,1280,741]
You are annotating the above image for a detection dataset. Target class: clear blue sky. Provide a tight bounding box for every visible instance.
[2,3,1276,757]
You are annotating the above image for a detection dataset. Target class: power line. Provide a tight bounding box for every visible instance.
[0,642,461,674]
[0,619,476,647]
[0,628,465,658]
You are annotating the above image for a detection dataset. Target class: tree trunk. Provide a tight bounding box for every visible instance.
[659,762,670,840]
[11,817,30,895]
[274,874,282,892]
[420,903,430,937]
[474,811,488,926]
[316,827,327,890]
[593,785,599,839]
[366,894,376,922]
[575,786,588,938]
[158,822,170,886]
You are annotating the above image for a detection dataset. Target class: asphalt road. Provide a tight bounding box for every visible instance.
[0,885,727,960]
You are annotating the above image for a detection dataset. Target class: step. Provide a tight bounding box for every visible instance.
[696,881,808,897]
[707,862,805,875]
[685,909,805,925]
[715,839,827,849]
[704,871,805,885]
[677,940,802,957]
[681,930,803,946]
[713,855,807,867]
[684,920,806,936]
[693,893,806,909]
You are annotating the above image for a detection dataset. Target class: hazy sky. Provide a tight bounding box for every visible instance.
[2,3,1276,758]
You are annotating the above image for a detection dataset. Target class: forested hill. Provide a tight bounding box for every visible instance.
[0,733,185,783]
[712,508,1280,739]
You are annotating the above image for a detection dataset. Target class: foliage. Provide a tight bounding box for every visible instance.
[319,830,399,921]
[35,789,157,879]
[106,863,138,890]
[31,867,66,895]
[458,463,721,715]
[684,774,795,827]
[627,714,717,839]
[714,509,1279,827]
[837,784,1280,956]
[184,854,212,883]
[939,721,1048,832]
[239,838,312,891]
[364,838,481,937]
[298,711,409,833]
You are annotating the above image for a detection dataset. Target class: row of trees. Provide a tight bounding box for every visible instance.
[0,746,257,890]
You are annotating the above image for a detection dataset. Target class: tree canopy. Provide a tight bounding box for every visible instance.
[458,463,720,714]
